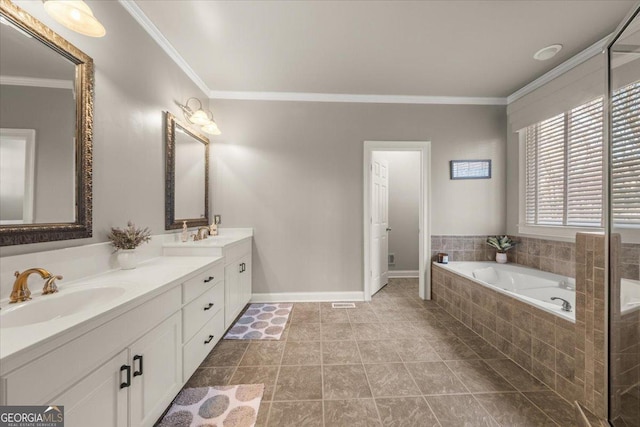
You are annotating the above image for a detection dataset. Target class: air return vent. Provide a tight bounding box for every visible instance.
[332,303,356,309]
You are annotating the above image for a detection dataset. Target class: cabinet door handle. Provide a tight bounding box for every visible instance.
[204,335,214,344]
[243,263,246,272]
[120,365,131,389]
[133,355,143,377]
[204,303,214,311]
[239,263,243,273]
[203,276,214,283]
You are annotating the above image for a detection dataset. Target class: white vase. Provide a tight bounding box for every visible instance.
[117,249,138,270]
[496,252,508,264]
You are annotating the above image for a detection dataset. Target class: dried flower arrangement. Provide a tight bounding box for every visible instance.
[486,235,517,253]
[107,221,151,251]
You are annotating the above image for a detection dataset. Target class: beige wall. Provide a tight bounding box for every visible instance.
[1,1,208,256]
[210,100,506,293]
[378,151,420,272]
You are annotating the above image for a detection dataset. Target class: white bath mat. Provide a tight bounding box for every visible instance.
[225,303,293,340]
[158,384,264,427]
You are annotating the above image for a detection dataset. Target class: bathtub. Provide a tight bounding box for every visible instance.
[434,261,575,322]
[621,278,640,315]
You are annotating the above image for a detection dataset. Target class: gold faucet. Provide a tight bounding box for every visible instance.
[196,226,210,240]
[10,268,63,304]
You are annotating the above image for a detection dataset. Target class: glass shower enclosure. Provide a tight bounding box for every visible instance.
[608,5,640,426]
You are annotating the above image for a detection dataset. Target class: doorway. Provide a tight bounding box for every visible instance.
[363,141,431,301]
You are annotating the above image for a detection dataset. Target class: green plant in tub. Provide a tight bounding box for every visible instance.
[486,235,517,253]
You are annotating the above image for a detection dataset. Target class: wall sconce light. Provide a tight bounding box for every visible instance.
[43,0,106,38]
[177,97,222,135]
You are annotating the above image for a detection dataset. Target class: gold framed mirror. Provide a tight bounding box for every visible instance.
[0,0,94,246]
[165,112,209,230]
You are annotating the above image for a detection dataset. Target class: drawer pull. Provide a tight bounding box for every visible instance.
[203,276,215,283]
[120,365,131,389]
[204,303,214,311]
[133,355,143,377]
[204,335,214,344]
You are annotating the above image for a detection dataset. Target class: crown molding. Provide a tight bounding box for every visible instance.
[209,91,508,105]
[0,75,73,90]
[118,0,211,96]
[507,35,609,104]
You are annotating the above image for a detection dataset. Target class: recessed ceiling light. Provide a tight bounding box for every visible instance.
[533,44,563,61]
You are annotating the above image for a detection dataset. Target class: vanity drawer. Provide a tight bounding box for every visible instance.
[183,281,224,342]
[223,239,251,264]
[183,309,225,380]
[182,262,224,304]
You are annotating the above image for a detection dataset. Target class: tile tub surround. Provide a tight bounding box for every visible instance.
[432,263,580,404]
[181,278,576,426]
[431,235,576,278]
[609,234,640,426]
[574,233,606,419]
[511,236,576,278]
[430,235,499,262]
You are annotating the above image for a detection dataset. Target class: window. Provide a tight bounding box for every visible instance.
[612,81,640,228]
[522,98,604,231]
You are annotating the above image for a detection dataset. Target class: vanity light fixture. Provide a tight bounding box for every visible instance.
[43,0,106,38]
[177,97,222,135]
[533,44,562,61]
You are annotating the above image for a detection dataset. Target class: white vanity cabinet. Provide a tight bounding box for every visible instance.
[225,249,252,327]
[163,233,253,329]
[181,261,225,379]
[55,312,182,427]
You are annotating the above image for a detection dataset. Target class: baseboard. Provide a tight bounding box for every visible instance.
[251,291,365,303]
[388,270,419,278]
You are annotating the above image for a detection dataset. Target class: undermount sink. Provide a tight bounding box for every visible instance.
[1,286,126,328]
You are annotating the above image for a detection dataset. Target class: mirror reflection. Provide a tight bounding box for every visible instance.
[174,124,206,220]
[165,112,209,230]
[0,13,77,225]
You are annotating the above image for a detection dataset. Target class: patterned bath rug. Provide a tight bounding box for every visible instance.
[224,303,293,340]
[158,384,264,427]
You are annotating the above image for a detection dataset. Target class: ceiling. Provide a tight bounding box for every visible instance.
[133,0,636,98]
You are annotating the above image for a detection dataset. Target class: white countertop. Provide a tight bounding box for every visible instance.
[162,228,253,248]
[0,256,221,365]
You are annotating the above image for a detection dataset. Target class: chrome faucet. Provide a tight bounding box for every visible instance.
[10,268,63,303]
[551,297,572,312]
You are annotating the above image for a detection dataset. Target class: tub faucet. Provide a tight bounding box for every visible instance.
[551,297,572,312]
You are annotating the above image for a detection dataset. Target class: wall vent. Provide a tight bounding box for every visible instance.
[332,302,356,309]
[388,253,395,265]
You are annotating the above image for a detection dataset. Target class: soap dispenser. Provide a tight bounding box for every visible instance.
[181,221,189,242]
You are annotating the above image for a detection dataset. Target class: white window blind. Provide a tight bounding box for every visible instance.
[612,81,640,228]
[523,98,604,228]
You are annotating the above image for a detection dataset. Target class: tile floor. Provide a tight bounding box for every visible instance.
[181,278,576,426]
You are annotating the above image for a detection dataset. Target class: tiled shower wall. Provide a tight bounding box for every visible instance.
[431,235,576,278]
[620,243,640,280]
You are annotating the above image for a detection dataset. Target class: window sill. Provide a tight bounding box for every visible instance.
[517,224,604,242]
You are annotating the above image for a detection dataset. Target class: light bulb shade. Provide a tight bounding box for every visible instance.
[43,1,106,37]
[202,121,221,135]
[188,109,210,126]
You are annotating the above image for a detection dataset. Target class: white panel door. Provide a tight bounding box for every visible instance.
[371,152,389,295]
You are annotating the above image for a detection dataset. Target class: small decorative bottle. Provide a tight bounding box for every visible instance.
[181,221,189,242]
[209,221,218,236]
